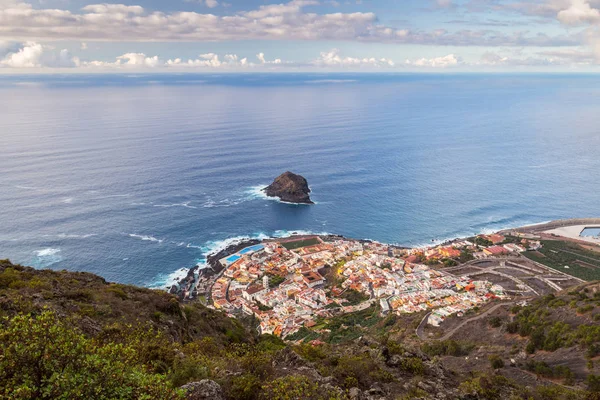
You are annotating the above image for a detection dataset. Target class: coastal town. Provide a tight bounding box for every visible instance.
[170,229,564,338]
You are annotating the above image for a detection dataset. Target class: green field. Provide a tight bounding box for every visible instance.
[281,237,320,250]
[523,240,600,281]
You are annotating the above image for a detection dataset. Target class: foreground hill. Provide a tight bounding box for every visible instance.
[0,259,599,400]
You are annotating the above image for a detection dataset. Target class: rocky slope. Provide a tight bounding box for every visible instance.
[1,259,598,400]
[263,171,313,204]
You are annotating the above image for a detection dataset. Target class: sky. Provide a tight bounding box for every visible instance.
[1,0,600,72]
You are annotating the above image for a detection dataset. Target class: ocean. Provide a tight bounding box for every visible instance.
[1,73,599,288]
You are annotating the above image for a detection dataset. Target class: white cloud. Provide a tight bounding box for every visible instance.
[405,54,460,67]
[205,0,218,8]
[0,41,78,68]
[1,41,43,67]
[0,0,580,47]
[314,48,395,67]
[81,4,144,14]
[557,0,600,25]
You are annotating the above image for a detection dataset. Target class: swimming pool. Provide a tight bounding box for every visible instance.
[581,227,600,237]
[226,254,241,263]
[238,244,264,255]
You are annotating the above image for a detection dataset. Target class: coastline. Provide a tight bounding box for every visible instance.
[168,217,600,302]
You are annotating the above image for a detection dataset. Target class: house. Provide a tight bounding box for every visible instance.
[503,243,526,253]
[242,284,267,301]
[483,246,509,256]
[301,271,325,288]
[486,234,506,244]
[439,246,461,258]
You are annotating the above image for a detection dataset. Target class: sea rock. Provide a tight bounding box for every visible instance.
[263,171,313,204]
[180,379,224,400]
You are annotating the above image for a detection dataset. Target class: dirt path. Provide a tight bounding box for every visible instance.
[416,302,514,341]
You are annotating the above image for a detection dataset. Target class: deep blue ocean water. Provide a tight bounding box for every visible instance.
[1,73,599,288]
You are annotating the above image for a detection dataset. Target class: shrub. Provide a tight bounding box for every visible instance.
[587,374,600,392]
[227,373,262,400]
[0,310,181,399]
[488,355,504,369]
[260,375,319,400]
[400,357,425,375]
[422,340,473,357]
[488,316,503,328]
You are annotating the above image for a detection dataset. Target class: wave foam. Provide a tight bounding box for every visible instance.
[128,233,163,244]
[199,229,331,260]
[245,185,316,205]
[36,248,60,257]
[154,201,197,209]
[57,233,96,239]
[147,267,190,290]
[32,248,63,269]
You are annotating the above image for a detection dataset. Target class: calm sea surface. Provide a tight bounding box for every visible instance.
[0,73,599,287]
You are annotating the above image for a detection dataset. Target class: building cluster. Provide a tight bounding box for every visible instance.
[202,234,526,337]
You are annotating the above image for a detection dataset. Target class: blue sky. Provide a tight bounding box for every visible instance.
[1,0,599,72]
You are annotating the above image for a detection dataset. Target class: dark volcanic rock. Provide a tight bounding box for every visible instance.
[263,171,313,204]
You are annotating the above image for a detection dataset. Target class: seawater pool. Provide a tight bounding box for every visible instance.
[581,228,600,237]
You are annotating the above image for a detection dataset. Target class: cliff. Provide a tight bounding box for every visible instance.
[263,171,313,204]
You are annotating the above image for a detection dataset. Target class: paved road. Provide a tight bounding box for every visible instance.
[416,302,514,341]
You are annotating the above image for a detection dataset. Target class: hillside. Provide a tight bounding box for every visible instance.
[1,259,599,400]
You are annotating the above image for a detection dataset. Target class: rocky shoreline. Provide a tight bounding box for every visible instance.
[168,217,600,301]
[169,233,410,301]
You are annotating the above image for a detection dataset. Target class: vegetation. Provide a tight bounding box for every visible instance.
[488,355,504,369]
[1,259,599,399]
[503,291,599,356]
[0,310,182,399]
[281,238,320,250]
[421,340,474,357]
[267,273,286,287]
[523,360,575,385]
[339,288,369,306]
[474,237,494,247]
[523,240,600,281]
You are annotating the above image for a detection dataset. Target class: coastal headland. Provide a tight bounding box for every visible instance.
[171,218,600,339]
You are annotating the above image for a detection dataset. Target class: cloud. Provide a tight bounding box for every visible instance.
[0,41,78,68]
[435,0,454,9]
[1,41,43,67]
[205,0,218,8]
[314,48,395,67]
[405,54,460,67]
[557,0,600,25]
[477,48,596,66]
[0,0,581,47]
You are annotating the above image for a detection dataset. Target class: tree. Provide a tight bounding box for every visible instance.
[0,310,180,400]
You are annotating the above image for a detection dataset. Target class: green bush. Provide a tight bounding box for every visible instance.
[488,355,504,369]
[421,340,473,357]
[399,357,425,375]
[587,374,600,392]
[0,310,181,399]
[488,316,503,328]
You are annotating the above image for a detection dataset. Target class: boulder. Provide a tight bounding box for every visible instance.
[181,379,224,400]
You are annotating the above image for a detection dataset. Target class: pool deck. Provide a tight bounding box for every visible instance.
[219,244,265,266]
[544,224,600,245]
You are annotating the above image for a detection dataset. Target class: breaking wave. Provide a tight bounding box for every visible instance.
[147,267,190,290]
[31,248,63,268]
[127,233,164,244]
